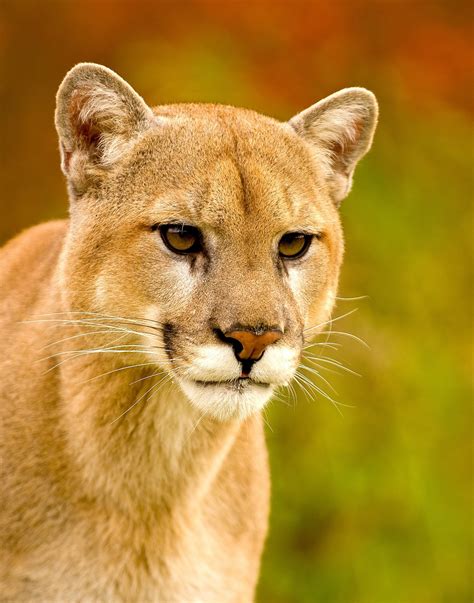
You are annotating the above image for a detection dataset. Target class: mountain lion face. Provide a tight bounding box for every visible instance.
[55,64,377,420]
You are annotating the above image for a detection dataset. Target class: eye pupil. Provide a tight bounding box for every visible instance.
[278,232,312,259]
[159,224,202,254]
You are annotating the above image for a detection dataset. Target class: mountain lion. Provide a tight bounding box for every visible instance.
[0,63,378,602]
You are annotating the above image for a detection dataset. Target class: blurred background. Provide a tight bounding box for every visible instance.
[0,1,472,601]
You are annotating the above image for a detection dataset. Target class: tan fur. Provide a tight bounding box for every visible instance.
[0,64,377,602]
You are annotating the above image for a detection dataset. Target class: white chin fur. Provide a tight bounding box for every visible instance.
[178,379,274,421]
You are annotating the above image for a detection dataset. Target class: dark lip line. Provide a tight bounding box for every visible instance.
[194,379,270,389]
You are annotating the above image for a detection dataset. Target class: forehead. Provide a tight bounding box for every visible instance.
[135,105,333,232]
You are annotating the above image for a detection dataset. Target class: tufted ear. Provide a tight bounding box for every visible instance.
[289,88,378,206]
[55,63,155,196]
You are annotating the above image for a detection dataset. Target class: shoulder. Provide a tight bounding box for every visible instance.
[0,220,68,262]
[0,220,69,295]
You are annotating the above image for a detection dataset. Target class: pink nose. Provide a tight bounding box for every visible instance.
[224,329,283,361]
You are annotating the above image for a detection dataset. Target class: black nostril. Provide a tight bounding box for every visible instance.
[213,328,244,356]
[240,358,255,378]
[214,328,255,375]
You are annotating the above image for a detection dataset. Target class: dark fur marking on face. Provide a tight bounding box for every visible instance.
[200,246,211,275]
[279,257,289,278]
[187,253,210,276]
[237,167,251,215]
[228,125,251,215]
[162,322,177,359]
[274,255,285,277]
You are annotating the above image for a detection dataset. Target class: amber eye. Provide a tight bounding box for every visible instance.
[278,232,313,259]
[158,224,202,254]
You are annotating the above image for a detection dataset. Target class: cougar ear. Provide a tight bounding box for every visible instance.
[289,88,378,206]
[55,63,155,196]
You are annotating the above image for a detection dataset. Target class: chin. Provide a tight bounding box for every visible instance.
[178,378,275,421]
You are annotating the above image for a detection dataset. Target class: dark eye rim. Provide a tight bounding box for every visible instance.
[155,223,203,255]
[278,232,314,260]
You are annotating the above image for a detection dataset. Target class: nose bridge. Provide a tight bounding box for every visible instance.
[213,262,285,332]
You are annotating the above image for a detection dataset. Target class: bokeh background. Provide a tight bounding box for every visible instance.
[1,1,472,601]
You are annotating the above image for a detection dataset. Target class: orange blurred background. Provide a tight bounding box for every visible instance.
[1,0,472,243]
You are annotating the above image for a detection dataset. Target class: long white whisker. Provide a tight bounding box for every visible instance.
[40,344,164,361]
[40,329,134,350]
[301,358,343,376]
[303,341,341,351]
[30,311,163,333]
[41,348,164,374]
[299,363,338,395]
[303,308,359,335]
[292,373,313,402]
[295,370,345,416]
[261,408,274,433]
[129,370,167,386]
[304,354,360,377]
[335,295,368,301]
[185,410,207,443]
[110,376,170,425]
[304,355,361,377]
[24,318,157,340]
[316,330,370,349]
[286,380,298,407]
[271,391,291,407]
[79,362,160,384]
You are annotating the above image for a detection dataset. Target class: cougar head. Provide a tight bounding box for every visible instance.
[55,63,378,420]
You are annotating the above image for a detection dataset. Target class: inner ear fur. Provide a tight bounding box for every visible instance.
[55,62,154,196]
[289,87,378,205]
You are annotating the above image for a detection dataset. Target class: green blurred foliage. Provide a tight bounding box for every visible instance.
[0,1,472,601]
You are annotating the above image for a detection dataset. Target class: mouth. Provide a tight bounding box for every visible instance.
[177,376,275,421]
[193,378,271,391]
